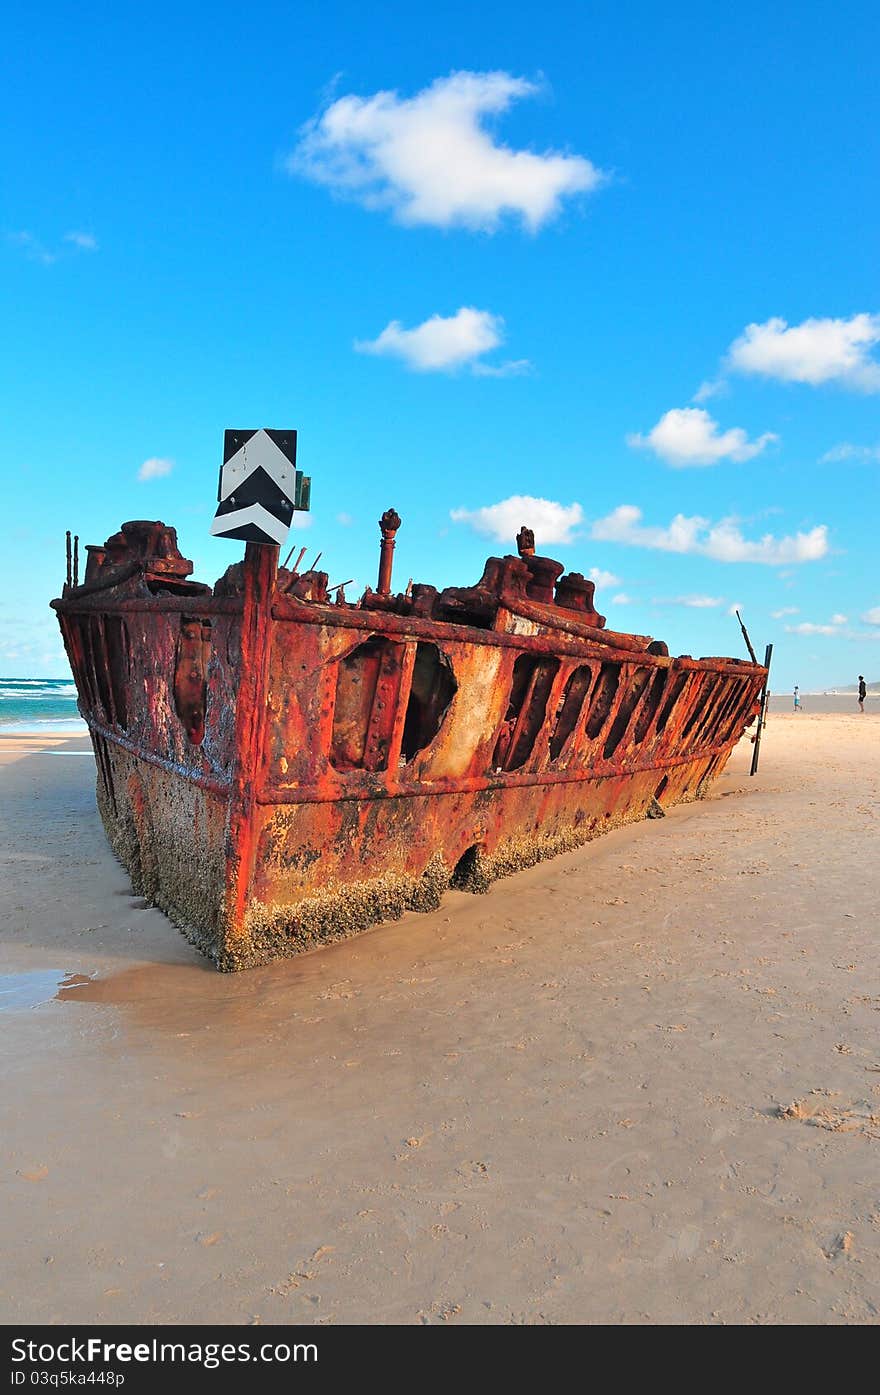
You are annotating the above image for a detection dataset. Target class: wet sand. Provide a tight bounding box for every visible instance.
[1,713,878,1326]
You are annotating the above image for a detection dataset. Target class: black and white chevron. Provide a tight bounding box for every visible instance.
[211,429,300,545]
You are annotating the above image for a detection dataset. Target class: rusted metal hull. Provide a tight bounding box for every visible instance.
[53,524,766,970]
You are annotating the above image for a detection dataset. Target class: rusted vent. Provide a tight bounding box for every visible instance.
[104,616,130,730]
[330,636,404,772]
[693,677,732,744]
[681,673,725,742]
[603,667,653,761]
[88,617,115,722]
[75,614,131,731]
[401,643,457,764]
[710,678,747,743]
[630,667,669,746]
[584,663,620,741]
[493,654,559,771]
[549,665,594,761]
[67,616,97,714]
[173,616,212,745]
[654,671,689,735]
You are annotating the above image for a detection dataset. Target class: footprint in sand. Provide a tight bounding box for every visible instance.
[17,1165,49,1182]
[822,1231,854,1261]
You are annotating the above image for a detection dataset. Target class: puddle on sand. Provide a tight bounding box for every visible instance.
[0,971,94,1013]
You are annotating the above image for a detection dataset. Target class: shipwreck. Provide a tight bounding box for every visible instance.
[53,449,768,970]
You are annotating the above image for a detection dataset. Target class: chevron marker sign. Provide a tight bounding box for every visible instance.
[210,429,311,546]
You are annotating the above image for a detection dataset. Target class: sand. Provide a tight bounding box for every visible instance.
[767,694,875,715]
[1,711,878,1326]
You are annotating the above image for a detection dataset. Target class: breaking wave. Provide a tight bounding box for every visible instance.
[0,679,83,729]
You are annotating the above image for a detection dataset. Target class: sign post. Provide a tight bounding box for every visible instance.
[210,429,310,545]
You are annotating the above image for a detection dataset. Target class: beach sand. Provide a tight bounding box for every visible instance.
[1,712,878,1326]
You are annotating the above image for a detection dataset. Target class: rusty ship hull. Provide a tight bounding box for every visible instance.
[53,520,766,970]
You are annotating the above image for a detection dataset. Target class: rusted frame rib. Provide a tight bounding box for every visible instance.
[703,678,746,745]
[561,663,604,764]
[385,641,418,771]
[602,663,656,760]
[96,615,119,729]
[539,658,594,766]
[502,657,548,770]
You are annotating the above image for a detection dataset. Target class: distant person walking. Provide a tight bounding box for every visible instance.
[858,675,867,713]
[793,685,801,711]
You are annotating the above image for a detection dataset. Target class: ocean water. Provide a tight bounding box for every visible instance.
[0,678,86,734]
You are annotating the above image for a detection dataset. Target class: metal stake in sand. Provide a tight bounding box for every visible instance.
[750,643,773,777]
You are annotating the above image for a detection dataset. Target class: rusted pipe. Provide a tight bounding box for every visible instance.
[377,509,401,596]
[516,526,535,557]
[73,535,79,587]
[282,543,307,573]
[66,531,72,588]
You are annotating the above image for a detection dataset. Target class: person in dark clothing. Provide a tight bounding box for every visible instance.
[858,676,867,713]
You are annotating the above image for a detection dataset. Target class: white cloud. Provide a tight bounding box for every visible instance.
[727,314,880,391]
[831,613,848,625]
[611,592,633,605]
[138,456,174,481]
[651,595,725,608]
[65,231,98,251]
[771,606,800,619]
[591,504,828,565]
[451,494,583,545]
[627,407,777,467]
[336,511,354,526]
[471,358,532,378]
[8,230,55,264]
[863,607,880,626]
[9,229,98,262]
[820,441,880,463]
[786,622,847,638]
[588,567,620,589]
[355,306,505,372]
[692,379,725,403]
[727,601,743,617]
[288,70,604,232]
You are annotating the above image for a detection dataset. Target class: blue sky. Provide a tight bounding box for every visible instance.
[2,0,878,688]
